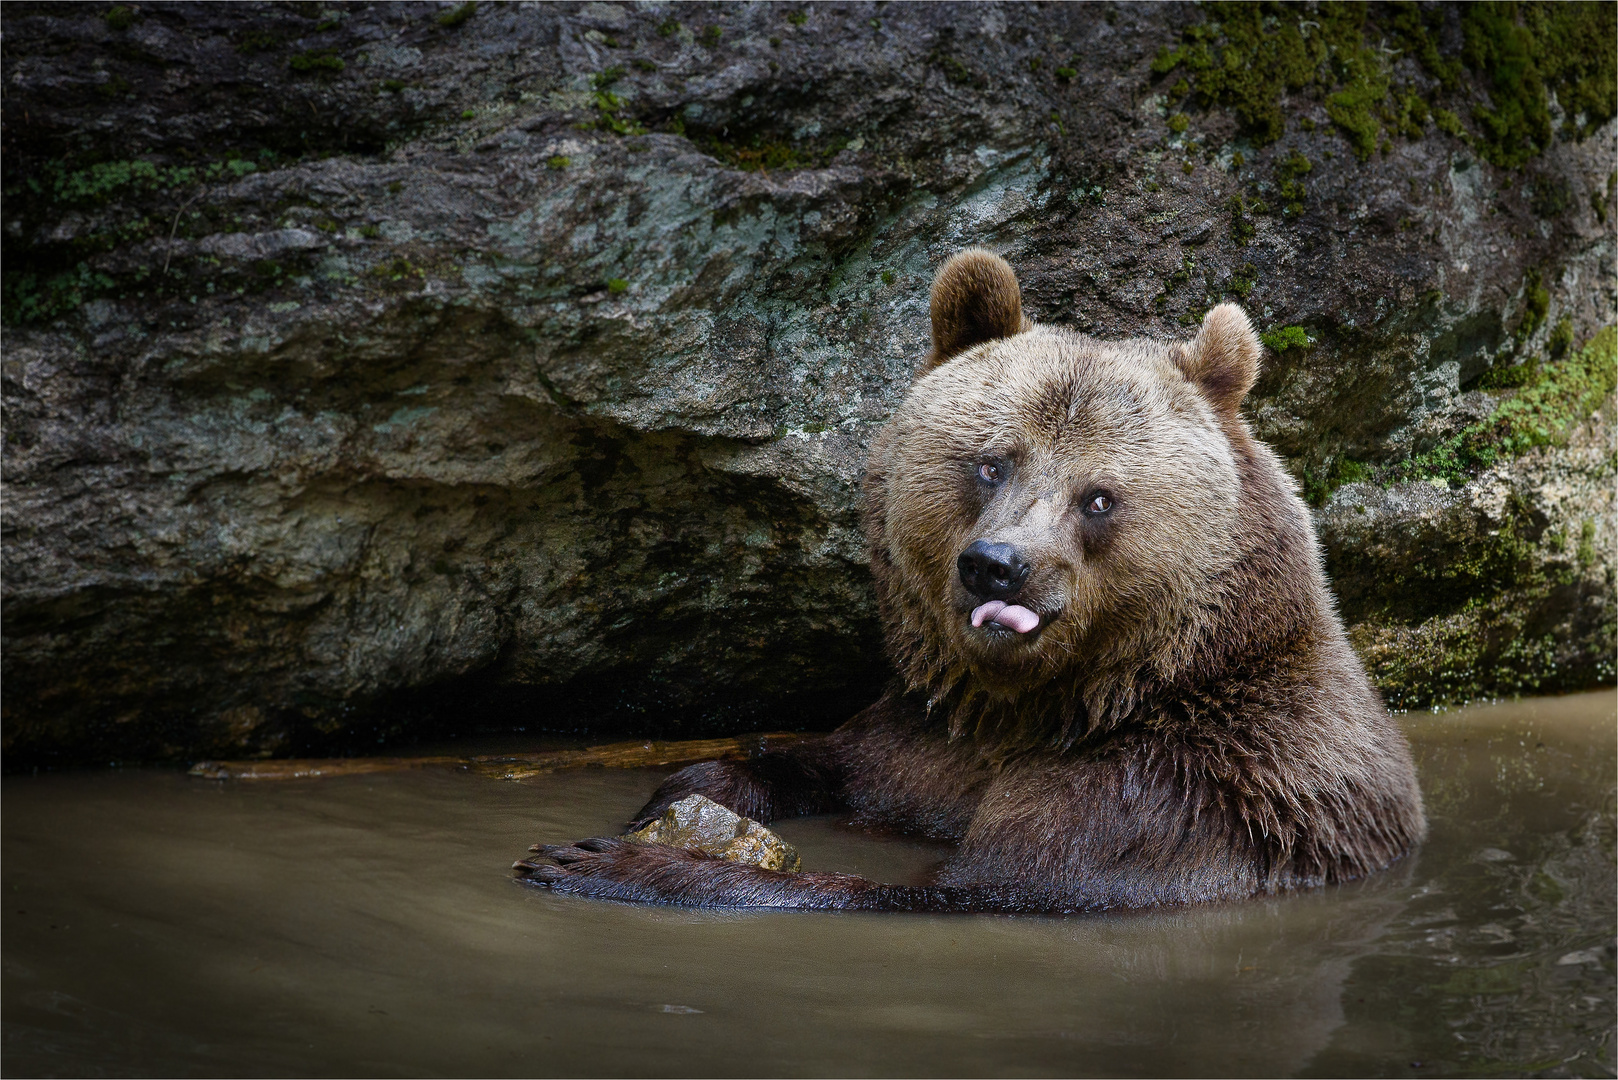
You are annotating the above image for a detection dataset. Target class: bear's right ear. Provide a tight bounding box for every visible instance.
[920,248,1030,373]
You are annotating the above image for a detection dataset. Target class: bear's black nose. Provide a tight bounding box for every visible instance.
[957,540,1031,601]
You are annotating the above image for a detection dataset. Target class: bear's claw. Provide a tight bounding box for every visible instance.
[515,837,636,884]
[512,859,566,882]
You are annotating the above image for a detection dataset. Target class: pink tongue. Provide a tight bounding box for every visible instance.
[970,601,1041,634]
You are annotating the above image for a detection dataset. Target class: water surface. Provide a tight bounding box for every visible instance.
[4,692,1614,1077]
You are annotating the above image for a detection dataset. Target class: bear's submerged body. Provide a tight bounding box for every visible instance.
[516,251,1426,913]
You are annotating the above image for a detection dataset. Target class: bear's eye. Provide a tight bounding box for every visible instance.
[1083,492,1114,515]
[977,461,1003,484]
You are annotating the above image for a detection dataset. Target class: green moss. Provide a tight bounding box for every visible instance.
[1324,49,1390,160]
[1432,107,1467,139]
[1300,455,1370,506]
[785,10,807,26]
[700,25,722,45]
[1548,316,1574,359]
[590,90,647,136]
[379,79,407,93]
[103,5,135,30]
[702,134,808,172]
[436,2,477,28]
[1514,268,1550,347]
[1153,254,1197,312]
[1150,2,1613,170]
[546,155,570,170]
[289,49,344,73]
[1576,518,1598,568]
[1166,113,1188,133]
[369,257,427,283]
[592,66,625,89]
[1477,354,1541,391]
[1397,326,1616,487]
[1345,486,1612,710]
[1460,2,1616,166]
[48,159,158,202]
[1,178,333,320]
[1227,193,1256,245]
[1531,3,1617,138]
[234,30,279,54]
[1461,4,1551,167]
[1228,261,1257,298]
[1391,92,1430,139]
[880,270,896,285]
[632,58,658,72]
[1055,66,1077,82]
[1149,2,1334,144]
[1260,325,1311,352]
[1593,172,1615,224]
[658,18,682,36]
[1275,150,1311,215]
[1528,174,1573,218]
[2,262,118,324]
[606,278,629,294]
[931,50,985,89]
[36,156,256,207]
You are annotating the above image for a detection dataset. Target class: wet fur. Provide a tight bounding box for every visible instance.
[517,252,1426,914]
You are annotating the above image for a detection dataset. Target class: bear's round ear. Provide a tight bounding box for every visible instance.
[1174,303,1261,414]
[921,248,1031,373]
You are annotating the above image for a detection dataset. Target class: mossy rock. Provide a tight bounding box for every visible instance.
[628,795,802,872]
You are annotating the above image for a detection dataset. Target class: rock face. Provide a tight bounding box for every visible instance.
[628,794,802,872]
[2,2,1613,764]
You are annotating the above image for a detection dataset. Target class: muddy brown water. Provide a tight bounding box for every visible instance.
[4,692,1614,1078]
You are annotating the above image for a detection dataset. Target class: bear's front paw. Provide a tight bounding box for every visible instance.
[514,837,710,903]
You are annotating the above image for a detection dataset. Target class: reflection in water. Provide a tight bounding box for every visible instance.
[4,692,1613,1077]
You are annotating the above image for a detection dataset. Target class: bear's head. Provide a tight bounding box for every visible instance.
[865,249,1298,739]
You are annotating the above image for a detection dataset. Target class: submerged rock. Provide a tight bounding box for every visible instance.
[0,3,1612,762]
[627,795,802,872]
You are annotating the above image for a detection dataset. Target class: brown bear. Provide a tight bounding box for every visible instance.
[514,249,1427,912]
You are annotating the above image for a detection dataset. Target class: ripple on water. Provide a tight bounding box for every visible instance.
[3,691,1613,1077]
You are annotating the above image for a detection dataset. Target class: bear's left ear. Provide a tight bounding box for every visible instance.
[920,248,1031,373]
[1174,303,1261,414]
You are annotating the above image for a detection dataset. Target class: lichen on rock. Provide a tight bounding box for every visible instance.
[0,2,1612,764]
[627,794,802,872]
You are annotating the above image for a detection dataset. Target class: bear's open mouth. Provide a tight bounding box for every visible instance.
[970,601,1041,635]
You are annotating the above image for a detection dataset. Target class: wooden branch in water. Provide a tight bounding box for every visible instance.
[187,756,464,781]
[188,732,814,782]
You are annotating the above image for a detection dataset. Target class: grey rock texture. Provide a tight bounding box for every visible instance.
[2,2,1613,763]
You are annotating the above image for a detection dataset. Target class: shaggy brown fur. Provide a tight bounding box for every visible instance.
[516,252,1426,913]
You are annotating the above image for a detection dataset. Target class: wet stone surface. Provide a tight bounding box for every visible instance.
[1,4,1613,762]
[627,793,803,871]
